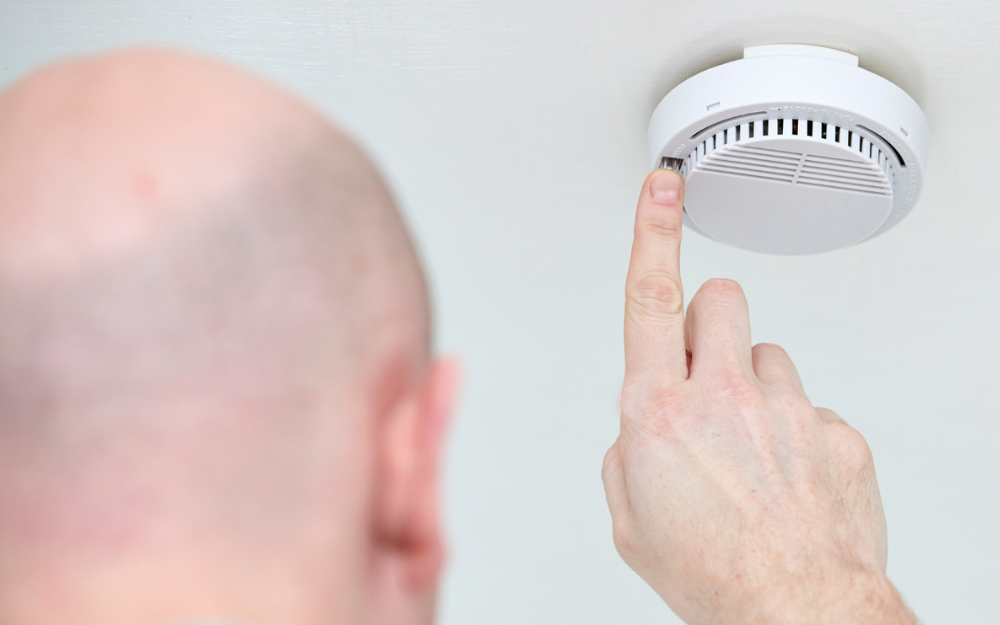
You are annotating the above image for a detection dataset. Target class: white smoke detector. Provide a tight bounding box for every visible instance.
[648,44,929,255]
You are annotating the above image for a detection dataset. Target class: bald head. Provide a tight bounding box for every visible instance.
[0,48,437,625]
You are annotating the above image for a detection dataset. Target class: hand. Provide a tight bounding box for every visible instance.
[601,169,916,625]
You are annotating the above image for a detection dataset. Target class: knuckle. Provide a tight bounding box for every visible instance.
[711,369,762,401]
[611,520,635,562]
[832,422,875,469]
[621,385,645,417]
[774,389,814,416]
[601,445,618,483]
[620,384,688,438]
[816,406,845,424]
[638,204,683,238]
[619,384,643,416]
[627,271,684,320]
[625,382,686,415]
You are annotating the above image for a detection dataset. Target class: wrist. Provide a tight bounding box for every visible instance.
[831,573,916,625]
[754,567,915,625]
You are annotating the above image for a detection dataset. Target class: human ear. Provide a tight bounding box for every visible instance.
[371,356,459,592]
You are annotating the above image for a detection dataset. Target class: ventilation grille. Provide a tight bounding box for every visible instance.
[667,118,895,196]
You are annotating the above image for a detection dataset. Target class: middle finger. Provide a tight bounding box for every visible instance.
[685,278,755,379]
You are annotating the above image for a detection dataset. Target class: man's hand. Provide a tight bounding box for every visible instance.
[601,169,916,625]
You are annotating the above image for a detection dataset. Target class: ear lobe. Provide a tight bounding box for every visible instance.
[373,356,460,591]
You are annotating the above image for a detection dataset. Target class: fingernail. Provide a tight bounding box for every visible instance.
[650,171,681,204]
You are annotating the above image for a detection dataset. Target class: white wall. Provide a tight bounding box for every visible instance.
[1,1,998,623]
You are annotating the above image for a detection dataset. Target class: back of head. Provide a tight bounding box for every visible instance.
[0,48,443,625]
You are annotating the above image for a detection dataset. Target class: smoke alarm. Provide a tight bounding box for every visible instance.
[648,44,929,255]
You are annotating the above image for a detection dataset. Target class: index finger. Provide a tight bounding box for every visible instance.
[624,169,688,386]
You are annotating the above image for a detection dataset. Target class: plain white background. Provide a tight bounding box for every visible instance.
[1,1,997,623]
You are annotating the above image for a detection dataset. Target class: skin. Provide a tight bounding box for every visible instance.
[602,169,918,625]
[0,48,458,625]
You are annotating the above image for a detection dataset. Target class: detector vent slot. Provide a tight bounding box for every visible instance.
[682,119,893,196]
[855,124,907,168]
[689,111,768,141]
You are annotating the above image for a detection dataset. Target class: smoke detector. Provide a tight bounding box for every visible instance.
[648,44,929,255]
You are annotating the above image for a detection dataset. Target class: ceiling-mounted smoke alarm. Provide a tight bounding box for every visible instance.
[648,44,929,255]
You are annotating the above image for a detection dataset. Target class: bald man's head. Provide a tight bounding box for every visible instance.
[0,49,449,625]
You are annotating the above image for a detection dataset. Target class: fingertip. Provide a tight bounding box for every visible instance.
[635,169,685,239]
[647,168,684,205]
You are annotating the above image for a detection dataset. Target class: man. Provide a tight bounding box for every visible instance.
[602,173,917,624]
[0,48,915,624]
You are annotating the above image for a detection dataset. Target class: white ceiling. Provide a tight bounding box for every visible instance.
[2,1,999,623]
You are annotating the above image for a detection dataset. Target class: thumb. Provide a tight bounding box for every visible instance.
[602,437,630,519]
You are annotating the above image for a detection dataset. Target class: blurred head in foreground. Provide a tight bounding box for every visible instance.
[0,48,457,625]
